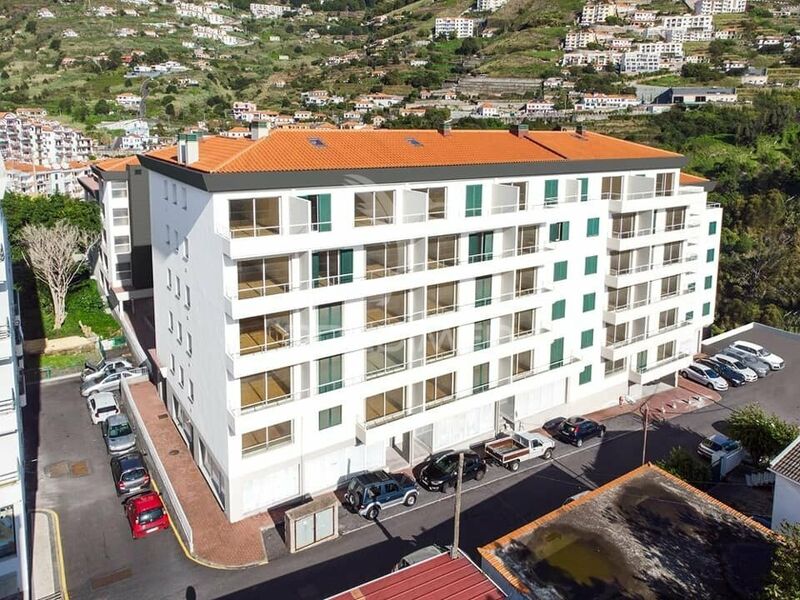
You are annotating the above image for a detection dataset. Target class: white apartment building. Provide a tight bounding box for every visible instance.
[581,3,616,25]
[576,94,641,111]
[0,111,93,166]
[476,0,509,11]
[564,31,599,51]
[250,3,291,19]
[138,125,721,522]
[695,0,746,14]
[621,51,682,74]
[661,14,713,30]
[663,28,713,43]
[435,18,476,38]
[0,157,30,600]
[4,160,90,198]
[562,51,619,68]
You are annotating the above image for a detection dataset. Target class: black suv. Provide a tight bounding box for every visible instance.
[419,450,487,493]
[344,471,418,520]
[556,416,606,447]
[110,451,151,496]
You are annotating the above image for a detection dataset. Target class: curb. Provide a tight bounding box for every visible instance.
[32,509,70,600]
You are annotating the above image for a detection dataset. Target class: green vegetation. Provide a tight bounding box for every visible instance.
[38,350,100,372]
[726,404,799,466]
[38,279,120,340]
[657,446,712,484]
[764,523,800,600]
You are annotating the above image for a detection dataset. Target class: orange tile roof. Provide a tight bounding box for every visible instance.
[143,129,683,174]
[94,155,141,172]
[679,172,709,185]
[4,161,50,173]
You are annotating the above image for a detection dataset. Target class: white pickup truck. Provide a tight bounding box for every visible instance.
[484,431,555,472]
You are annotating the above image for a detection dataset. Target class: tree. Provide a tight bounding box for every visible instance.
[763,523,800,599]
[49,38,61,51]
[727,404,799,465]
[93,98,111,115]
[657,446,711,483]
[19,221,97,331]
[145,47,168,65]
[456,37,480,56]
[25,20,36,34]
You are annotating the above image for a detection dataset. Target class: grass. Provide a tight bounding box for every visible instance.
[37,279,121,340]
[37,351,98,372]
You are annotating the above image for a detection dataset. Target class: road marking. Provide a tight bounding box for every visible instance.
[36,508,70,600]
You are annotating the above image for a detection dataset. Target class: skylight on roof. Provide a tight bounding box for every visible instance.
[308,137,326,148]
[406,137,423,147]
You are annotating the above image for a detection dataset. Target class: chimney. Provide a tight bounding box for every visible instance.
[250,120,270,140]
[438,120,452,137]
[177,132,199,165]
[511,123,529,138]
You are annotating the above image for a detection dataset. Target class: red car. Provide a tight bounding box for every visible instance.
[124,491,170,539]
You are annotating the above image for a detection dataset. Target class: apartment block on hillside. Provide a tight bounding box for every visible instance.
[138,125,721,522]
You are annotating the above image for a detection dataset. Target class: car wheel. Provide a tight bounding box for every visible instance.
[474,468,486,481]
[509,460,520,472]
[707,383,714,389]
[679,371,687,378]
[599,427,606,438]
[352,492,362,507]
[404,493,417,507]
[367,505,380,520]
[576,438,583,448]
[543,448,553,460]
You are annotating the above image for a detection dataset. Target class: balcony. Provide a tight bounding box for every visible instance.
[607,222,702,252]
[607,188,704,213]
[603,288,695,325]
[629,352,692,384]
[602,319,694,362]
[605,254,698,288]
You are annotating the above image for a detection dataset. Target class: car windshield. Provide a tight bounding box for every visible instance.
[731,359,746,369]
[706,368,720,378]
[137,507,164,524]
[431,454,457,471]
[561,421,577,432]
[702,438,723,452]
[756,349,769,357]
[347,479,359,492]
[122,468,147,482]
[109,423,132,438]
[97,406,117,414]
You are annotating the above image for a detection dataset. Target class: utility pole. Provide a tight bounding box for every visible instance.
[450,452,464,559]
[641,405,650,465]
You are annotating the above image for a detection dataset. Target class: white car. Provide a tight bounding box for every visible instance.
[80,370,139,397]
[87,392,120,424]
[82,360,135,384]
[712,354,758,382]
[729,341,784,371]
[680,362,729,391]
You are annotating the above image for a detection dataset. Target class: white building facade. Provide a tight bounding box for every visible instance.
[694,0,746,14]
[435,18,476,38]
[140,127,721,522]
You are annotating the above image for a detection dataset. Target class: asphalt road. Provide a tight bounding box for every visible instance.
[24,327,800,600]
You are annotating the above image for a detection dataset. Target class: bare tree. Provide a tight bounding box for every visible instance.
[19,220,97,331]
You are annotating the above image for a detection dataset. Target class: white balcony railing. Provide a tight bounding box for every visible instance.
[606,319,693,350]
[634,351,691,375]
[608,254,697,277]
[606,288,694,314]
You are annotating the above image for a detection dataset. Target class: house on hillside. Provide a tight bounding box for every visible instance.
[770,435,800,532]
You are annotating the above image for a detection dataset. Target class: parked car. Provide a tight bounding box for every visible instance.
[679,362,729,391]
[555,416,606,448]
[86,392,120,425]
[123,491,170,539]
[83,357,133,378]
[697,433,741,460]
[81,369,138,397]
[102,414,137,455]
[82,361,134,384]
[344,471,418,520]
[728,341,784,371]
[697,358,746,387]
[418,450,486,492]
[711,354,758,382]
[484,431,554,472]
[723,346,770,378]
[110,451,151,496]
[392,545,448,572]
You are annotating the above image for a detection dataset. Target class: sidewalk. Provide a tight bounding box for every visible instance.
[30,510,66,600]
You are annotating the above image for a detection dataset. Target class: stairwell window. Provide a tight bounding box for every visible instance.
[354,190,394,226]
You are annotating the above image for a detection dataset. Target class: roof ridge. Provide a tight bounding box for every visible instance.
[584,130,683,157]
[524,133,570,160]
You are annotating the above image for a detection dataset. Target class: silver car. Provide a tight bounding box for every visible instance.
[712,354,758,382]
[102,414,137,455]
[723,346,770,377]
[680,362,729,391]
[82,361,134,384]
[81,370,138,397]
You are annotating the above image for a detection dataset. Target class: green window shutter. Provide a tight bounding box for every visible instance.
[706,248,715,263]
[562,221,570,241]
[312,252,321,288]
[549,337,564,369]
[551,299,566,320]
[544,179,558,204]
[339,249,353,283]
[582,292,596,312]
[475,276,492,307]
[585,255,598,275]
[702,302,711,316]
[318,355,342,393]
[580,329,593,349]
[468,233,479,262]
[466,184,482,216]
[473,363,489,393]
[586,217,600,237]
[579,178,589,202]
[318,303,342,340]
[554,260,568,282]
[708,221,717,235]
[549,223,558,242]
[579,365,592,385]
[484,231,493,259]
[474,320,490,350]
[686,311,694,321]
[636,350,648,371]
[317,194,332,232]
[704,275,713,290]
[319,406,342,430]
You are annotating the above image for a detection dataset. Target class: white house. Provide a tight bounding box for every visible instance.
[694,0,746,14]
[116,93,143,110]
[435,18,476,38]
[769,435,800,532]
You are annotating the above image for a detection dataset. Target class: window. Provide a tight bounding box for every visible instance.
[473,363,489,393]
[188,380,194,402]
[319,406,342,430]
[515,268,537,297]
[177,322,183,344]
[427,235,458,269]
[167,268,172,290]
[240,367,292,409]
[544,179,559,205]
[465,184,482,217]
[514,309,534,339]
[636,350,648,371]
[513,350,533,379]
[586,217,600,237]
[312,249,353,287]
[175,276,181,299]
[517,225,540,255]
[169,353,175,373]
[185,285,191,309]
[304,194,332,232]
[229,197,280,237]
[112,207,129,226]
[238,255,291,297]
[426,328,456,362]
[579,365,592,385]
[239,312,291,354]
[354,190,394,226]
[181,186,187,209]
[110,181,128,199]
[511,181,527,210]
[579,177,589,202]
[366,241,405,279]
[706,248,715,263]
[426,282,457,316]
[549,337,564,369]
[187,332,192,356]
[318,355,343,393]
[709,221,717,235]
[585,255,598,275]
[182,237,189,260]
[425,372,455,408]
[686,310,694,321]
[413,187,446,220]
[173,229,179,251]
[665,207,686,232]
[114,235,131,253]
[704,275,713,290]
[581,329,594,349]
[0,505,16,560]
[553,261,568,282]
[366,292,405,328]
[162,179,168,201]
[115,261,131,281]
[318,302,343,340]
[168,311,174,332]
[657,340,675,362]
[365,340,406,379]
[179,366,185,388]
[172,183,177,204]
[702,302,711,317]
[582,293,596,312]
[241,420,292,456]
[663,242,682,265]
[468,232,494,263]
[601,176,622,200]
[474,320,491,351]
[658,308,678,330]
[551,300,566,320]
[549,221,569,242]
[365,387,405,423]
[475,275,492,307]
[661,275,679,298]
[655,172,674,197]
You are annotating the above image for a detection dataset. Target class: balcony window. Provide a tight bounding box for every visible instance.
[425,372,455,408]
[474,319,491,351]
[473,362,489,393]
[114,235,131,254]
[657,340,675,362]
[608,287,630,311]
[663,242,682,265]
[365,292,406,328]
[465,184,483,217]
[240,366,292,410]
[241,420,292,456]
[365,387,405,424]
[612,214,635,238]
[229,197,280,238]
[237,256,290,298]
[658,308,678,330]
[414,187,446,220]
[511,182,527,210]
[513,350,533,379]
[515,268,537,297]
[365,340,406,379]
[601,176,622,200]
[366,241,406,279]
[475,275,492,307]
[579,177,589,202]
[426,282,457,316]
[318,302,343,340]
[655,172,674,197]
[354,190,394,226]
[665,207,686,231]
[318,355,343,393]
[514,309,534,339]
[303,194,331,232]
[112,207,129,226]
[544,179,559,205]
[517,225,540,255]
[115,261,132,281]
[468,232,493,263]
[238,311,291,355]
[605,358,626,376]
[549,221,569,243]
[319,406,342,430]
[661,275,679,298]
[426,327,456,363]
[312,249,353,287]
[606,323,627,345]
[0,505,16,559]
[427,235,458,269]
